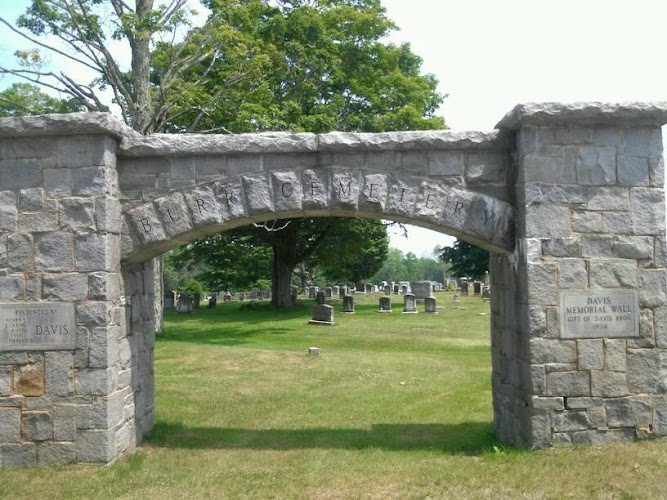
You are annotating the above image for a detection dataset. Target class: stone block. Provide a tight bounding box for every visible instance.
[359,172,388,213]
[22,411,53,441]
[629,308,655,349]
[8,233,33,272]
[127,203,166,245]
[604,339,627,371]
[45,352,74,397]
[566,397,603,409]
[154,192,194,238]
[656,307,667,348]
[577,146,616,185]
[330,170,360,211]
[0,190,17,231]
[581,235,613,258]
[243,173,274,214]
[35,232,74,271]
[92,390,125,430]
[571,428,635,445]
[89,325,119,368]
[53,404,77,441]
[0,407,21,441]
[95,197,122,233]
[76,301,113,327]
[589,259,637,288]
[25,274,41,301]
[76,233,119,272]
[169,157,195,180]
[75,368,115,396]
[75,428,115,463]
[591,370,628,397]
[602,212,632,235]
[546,371,590,397]
[572,211,601,233]
[542,238,580,258]
[637,269,667,307]
[649,156,664,187]
[0,275,25,300]
[1,443,36,468]
[183,186,224,227]
[60,197,95,232]
[530,339,576,363]
[540,184,588,206]
[42,273,88,301]
[429,151,463,176]
[18,188,45,211]
[559,259,588,289]
[522,153,576,184]
[16,364,44,396]
[463,151,506,184]
[526,263,558,306]
[623,127,662,157]
[0,366,9,396]
[72,167,114,196]
[631,188,666,235]
[524,205,570,239]
[626,349,660,393]
[0,159,43,188]
[587,187,629,211]
[618,156,649,186]
[587,406,607,428]
[19,209,59,232]
[553,410,589,432]
[605,397,651,427]
[612,236,653,260]
[88,272,121,301]
[37,442,76,466]
[44,168,72,197]
[531,396,564,411]
[578,340,603,370]
[56,135,116,168]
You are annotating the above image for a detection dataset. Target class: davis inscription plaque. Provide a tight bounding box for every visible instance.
[0,303,76,351]
[560,290,639,339]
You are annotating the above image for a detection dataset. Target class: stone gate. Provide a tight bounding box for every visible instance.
[0,102,665,466]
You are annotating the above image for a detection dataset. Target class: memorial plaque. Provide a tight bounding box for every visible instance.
[560,290,638,339]
[0,303,76,351]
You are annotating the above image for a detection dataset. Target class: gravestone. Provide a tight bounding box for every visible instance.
[473,281,482,296]
[308,347,320,356]
[332,286,339,296]
[452,293,461,309]
[355,283,365,294]
[484,271,490,286]
[239,292,246,301]
[309,287,318,299]
[412,281,434,301]
[309,304,334,325]
[482,286,491,300]
[325,287,333,298]
[342,295,355,314]
[176,292,194,314]
[164,291,175,309]
[460,281,470,296]
[384,285,391,295]
[424,297,437,314]
[366,284,373,294]
[316,291,326,305]
[250,288,259,299]
[379,296,392,313]
[208,295,217,308]
[403,294,417,314]
[339,286,347,298]
[401,285,408,295]
[393,284,400,294]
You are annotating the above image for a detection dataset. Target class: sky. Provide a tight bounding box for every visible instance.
[1,0,666,257]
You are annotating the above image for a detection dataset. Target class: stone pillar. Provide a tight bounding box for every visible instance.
[497,103,667,448]
[0,115,130,466]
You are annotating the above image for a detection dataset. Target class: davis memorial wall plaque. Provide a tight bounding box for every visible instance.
[0,303,76,351]
[560,290,639,339]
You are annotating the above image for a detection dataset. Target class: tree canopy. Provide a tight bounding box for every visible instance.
[437,240,489,280]
[0,83,83,116]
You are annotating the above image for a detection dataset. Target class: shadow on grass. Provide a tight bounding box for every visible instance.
[147,420,502,455]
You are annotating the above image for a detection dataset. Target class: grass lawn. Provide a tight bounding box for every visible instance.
[2,292,667,499]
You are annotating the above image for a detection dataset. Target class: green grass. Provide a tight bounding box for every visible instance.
[1,292,667,499]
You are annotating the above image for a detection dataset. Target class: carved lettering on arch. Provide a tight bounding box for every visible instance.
[359,172,388,213]
[386,175,417,217]
[184,186,223,227]
[214,178,247,220]
[301,169,329,210]
[415,182,447,223]
[271,171,302,212]
[127,203,166,245]
[154,192,193,238]
[331,170,360,211]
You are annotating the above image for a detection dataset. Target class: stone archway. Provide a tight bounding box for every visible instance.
[0,102,665,466]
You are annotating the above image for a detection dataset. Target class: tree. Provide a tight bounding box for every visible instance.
[437,240,489,280]
[0,83,83,116]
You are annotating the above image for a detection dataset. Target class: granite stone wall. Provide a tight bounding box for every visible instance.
[0,103,665,467]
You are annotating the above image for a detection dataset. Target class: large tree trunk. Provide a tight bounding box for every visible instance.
[132,0,154,133]
[271,221,299,309]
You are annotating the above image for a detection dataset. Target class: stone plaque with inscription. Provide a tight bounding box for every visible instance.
[0,303,76,351]
[560,290,639,339]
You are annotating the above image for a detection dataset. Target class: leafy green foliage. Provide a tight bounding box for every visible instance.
[370,248,449,283]
[0,83,83,116]
[437,240,489,280]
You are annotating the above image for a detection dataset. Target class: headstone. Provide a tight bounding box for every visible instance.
[424,296,437,314]
[291,285,299,304]
[309,304,334,325]
[309,287,318,299]
[379,296,392,313]
[308,347,320,356]
[316,291,326,305]
[482,286,491,300]
[332,286,339,296]
[250,288,258,299]
[164,290,175,309]
[401,285,408,295]
[176,292,194,314]
[484,271,490,286]
[394,284,400,294]
[366,284,373,294]
[193,292,201,309]
[412,281,434,301]
[208,295,217,308]
[403,293,417,313]
[384,285,391,295]
[325,287,333,298]
[453,293,461,309]
[238,292,246,301]
[342,295,355,314]
[460,281,470,296]
[339,286,347,298]
[473,281,482,296]
[355,283,366,294]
